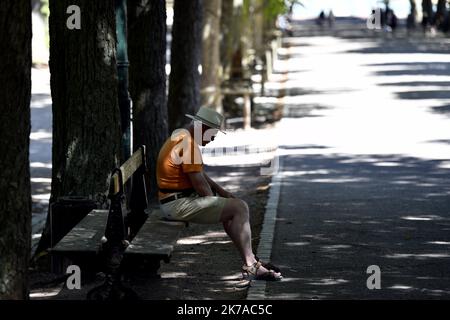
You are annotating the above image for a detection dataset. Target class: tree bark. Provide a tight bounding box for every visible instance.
[48,0,121,202]
[0,0,32,299]
[167,0,203,133]
[201,0,222,113]
[128,0,168,200]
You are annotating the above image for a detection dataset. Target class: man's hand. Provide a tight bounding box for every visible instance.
[220,190,235,199]
[187,172,214,196]
[203,172,234,199]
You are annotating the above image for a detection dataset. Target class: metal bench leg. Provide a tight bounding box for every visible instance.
[87,192,137,300]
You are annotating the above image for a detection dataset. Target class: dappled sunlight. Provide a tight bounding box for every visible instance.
[307,278,349,286]
[436,161,450,169]
[284,242,310,247]
[160,272,189,279]
[32,193,50,203]
[30,177,51,183]
[321,245,352,251]
[401,215,445,221]
[32,233,42,240]
[307,177,371,184]
[220,272,243,281]
[427,241,450,246]
[282,169,334,177]
[204,240,232,245]
[388,285,413,290]
[29,287,62,299]
[274,277,302,283]
[177,231,228,246]
[212,176,233,183]
[31,96,52,109]
[300,234,332,242]
[30,162,52,169]
[372,161,402,167]
[176,237,205,245]
[384,253,450,259]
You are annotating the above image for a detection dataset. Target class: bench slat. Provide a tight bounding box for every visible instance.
[125,212,185,258]
[111,148,143,195]
[51,209,109,254]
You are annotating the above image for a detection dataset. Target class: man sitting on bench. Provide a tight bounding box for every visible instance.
[156,106,282,281]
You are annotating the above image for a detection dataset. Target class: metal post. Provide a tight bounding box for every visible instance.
[115,0,131,161]
[243,92,251,130]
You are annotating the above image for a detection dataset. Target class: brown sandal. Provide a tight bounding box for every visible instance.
[242,261,283,281]
[255,255,281,273]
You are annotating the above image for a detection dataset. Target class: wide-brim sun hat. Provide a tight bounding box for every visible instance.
[185,106,226,134]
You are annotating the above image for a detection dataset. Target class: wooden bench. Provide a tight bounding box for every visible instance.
[50,145,186,298]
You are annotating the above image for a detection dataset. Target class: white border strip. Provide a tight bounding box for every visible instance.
[247,37,289,300]
[246,154,284,300]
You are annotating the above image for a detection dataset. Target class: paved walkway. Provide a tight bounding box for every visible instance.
[30,67,52,254]
[257,20,450,299]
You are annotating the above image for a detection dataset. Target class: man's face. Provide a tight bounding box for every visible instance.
[201,124,219,146]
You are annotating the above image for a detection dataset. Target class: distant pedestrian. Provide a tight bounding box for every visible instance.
[386,9,398,31]
[328,10,335,29]
[407,12,416,31]
[316,10,325,29]
[421,0,434,32]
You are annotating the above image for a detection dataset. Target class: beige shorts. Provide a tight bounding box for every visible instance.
[160,194,228,224]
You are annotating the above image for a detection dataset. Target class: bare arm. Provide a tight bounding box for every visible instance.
[203,172,235,198]
[187,172,214,197]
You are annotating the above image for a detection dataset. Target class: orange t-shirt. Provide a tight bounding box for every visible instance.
[156,129,203,199]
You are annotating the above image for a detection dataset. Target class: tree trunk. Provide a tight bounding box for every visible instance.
[436,0,447,28]
[0,0,32,299]
[410,0,417,17]
[422,0,433,28]
[49,0,121,202]
[167,0,203,133]
[407,0,418,29]
[252,0,265,63]
[220,1,249,81]
[128,0,168,200]
[220,0,235,80]
[201,0,222,113]
[437,0,447,12]
[37,0,122,252]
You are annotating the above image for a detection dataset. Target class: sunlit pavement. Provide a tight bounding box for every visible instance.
[263,20,450,299]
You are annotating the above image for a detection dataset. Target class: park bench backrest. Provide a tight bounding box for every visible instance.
[109,146,146,196]
[104,145,148,247]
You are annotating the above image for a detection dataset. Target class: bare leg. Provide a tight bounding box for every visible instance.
[220,199,280,277]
